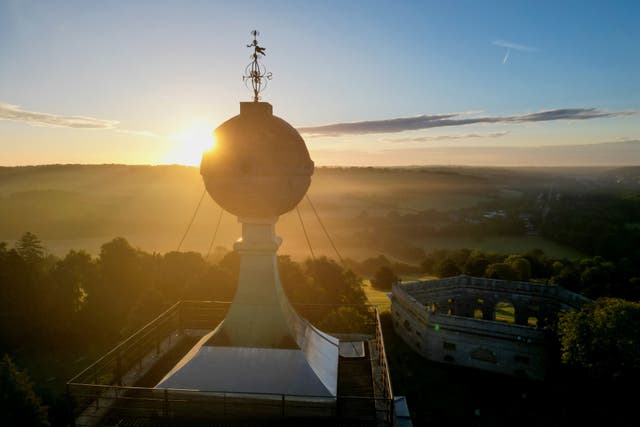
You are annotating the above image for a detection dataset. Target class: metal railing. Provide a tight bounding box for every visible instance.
[375,308,394,403]
[67,300,394,425]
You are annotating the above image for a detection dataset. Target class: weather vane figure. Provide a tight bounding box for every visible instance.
[243,30,272,102]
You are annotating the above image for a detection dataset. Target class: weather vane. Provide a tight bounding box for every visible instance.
[243,30,272,102]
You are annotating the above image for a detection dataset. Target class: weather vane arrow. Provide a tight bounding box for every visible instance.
[243,30,272,102]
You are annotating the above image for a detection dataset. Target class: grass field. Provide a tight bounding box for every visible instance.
[362,280,391,312]
[363,275,438,313]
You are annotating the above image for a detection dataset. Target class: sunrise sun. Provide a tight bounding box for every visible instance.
[165,123,216,166]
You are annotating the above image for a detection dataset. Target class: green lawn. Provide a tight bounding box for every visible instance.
[362,279,391,312]
[363,275,438,313]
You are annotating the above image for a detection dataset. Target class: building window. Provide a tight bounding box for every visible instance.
[470,348,497,364]
[443,341,456,351]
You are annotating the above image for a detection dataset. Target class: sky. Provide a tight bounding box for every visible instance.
[1,0,639,166]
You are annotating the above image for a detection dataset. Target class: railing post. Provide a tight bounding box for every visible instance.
[116,351,122,386]
[163,388,169,417]
[66,383,76,427]
[281,394,285,417]
[389,396,394,424]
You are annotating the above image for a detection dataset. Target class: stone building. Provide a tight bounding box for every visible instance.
[390,275,589,380]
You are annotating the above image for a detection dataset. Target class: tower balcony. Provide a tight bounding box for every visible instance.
[67,300,396,426]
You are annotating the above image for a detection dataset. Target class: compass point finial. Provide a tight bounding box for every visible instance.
[243,30,272,102]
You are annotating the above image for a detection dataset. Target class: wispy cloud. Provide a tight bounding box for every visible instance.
[493,39,537,64]
[298,108,637,137]
[115,129,164,138]
[383,131,509,143]
[492,40,538,52]
[502,49,510,64]
[0,102,162,137]
[0,102,118,129]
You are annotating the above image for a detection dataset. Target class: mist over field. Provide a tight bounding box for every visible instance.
[3,163,636,261]
[311,140,640,167]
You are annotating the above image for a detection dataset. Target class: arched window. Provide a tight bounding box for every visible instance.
[474,298,484,319]
[494,301,515,324]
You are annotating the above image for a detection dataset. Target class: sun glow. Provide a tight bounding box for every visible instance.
[164,123,216,166]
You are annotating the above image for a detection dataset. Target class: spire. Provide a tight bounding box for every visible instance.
[243,30,272,102]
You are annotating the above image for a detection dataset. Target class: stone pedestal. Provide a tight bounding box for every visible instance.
[156,217,339,397]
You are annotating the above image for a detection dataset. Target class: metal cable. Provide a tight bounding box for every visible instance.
[205,207,224,262]
[176,188,207,252]
[305,194,345,265]
[296,205,315,261]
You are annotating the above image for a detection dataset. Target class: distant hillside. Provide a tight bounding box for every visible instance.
[311,140,640,167]
[0,164,616,258]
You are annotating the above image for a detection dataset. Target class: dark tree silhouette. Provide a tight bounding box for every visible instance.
[371,265,399,291]
[558,298,640,379]
[0,355,50,427]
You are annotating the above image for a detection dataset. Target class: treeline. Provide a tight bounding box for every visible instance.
[540,193,640,262]
[357,247,640,302]
[0,232,367,425]
[422,248,640,301]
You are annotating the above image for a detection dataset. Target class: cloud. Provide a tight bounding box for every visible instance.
[383,131,509,143]
[0,102,163,138]
[115,129,164,138]
[502,49,510,64]
[492,40,538,52]
[0,102,118,129]
[298,108,637,137]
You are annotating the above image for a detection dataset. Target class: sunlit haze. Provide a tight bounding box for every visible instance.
[0,0,638,166]
[165,124,217,166]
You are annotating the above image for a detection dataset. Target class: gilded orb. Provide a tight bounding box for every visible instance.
[200,102,314,218]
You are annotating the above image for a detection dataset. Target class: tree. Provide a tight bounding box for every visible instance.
[15,232,44,266]
[484,262,519,281]
[551,262,581,291]
[558,298,640,379]
[436,258,460,278]
[0,355,50,426]
[48,250,95,348]
[463,254,490,277]
[371,265,399,290]
[279,255,318,303]
[156,251,205,302]
[88,237,146,339]
[317,306,371,334]
[305,257,366,305]
[505,255,532,281]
